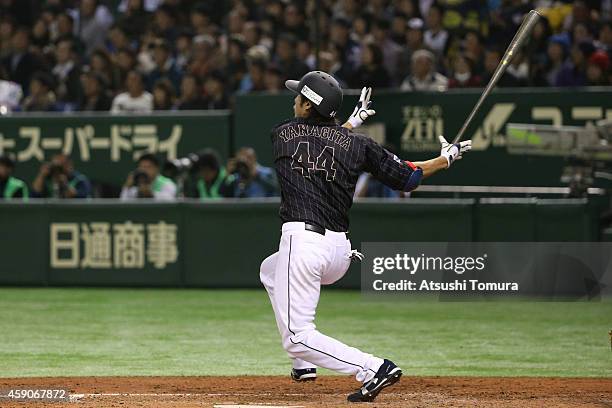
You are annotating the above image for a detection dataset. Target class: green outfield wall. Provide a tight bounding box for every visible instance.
[0,199,600,288]
[234,88,612,187]
[2,89,611,190]
[0,111,231,186]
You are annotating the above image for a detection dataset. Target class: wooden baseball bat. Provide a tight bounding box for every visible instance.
[452,10,541,144]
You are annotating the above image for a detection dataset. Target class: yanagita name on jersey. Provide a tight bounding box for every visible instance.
[372,279,520,292]
[277,123,352,151]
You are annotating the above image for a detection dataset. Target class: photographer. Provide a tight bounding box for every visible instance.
[193,149,233,200]
[120,153,176,200]
[31,154,91,198]
[0,155,28,200]
[226,147,278,198]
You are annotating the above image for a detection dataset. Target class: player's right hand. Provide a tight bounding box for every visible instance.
[347,87,376,129]
[439,135,471,168]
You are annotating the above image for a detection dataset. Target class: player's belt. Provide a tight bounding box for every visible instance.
[304,223,349,238]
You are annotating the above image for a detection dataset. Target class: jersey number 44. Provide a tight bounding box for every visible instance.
[291,141,337,182]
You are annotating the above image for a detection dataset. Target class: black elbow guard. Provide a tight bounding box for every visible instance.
[403,167,423,192]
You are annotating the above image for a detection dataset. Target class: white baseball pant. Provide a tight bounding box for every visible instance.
[260,222,384,382]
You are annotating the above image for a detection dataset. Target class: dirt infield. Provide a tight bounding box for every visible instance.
[1,376,610,407]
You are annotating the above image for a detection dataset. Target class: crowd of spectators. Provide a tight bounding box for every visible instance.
[0,146,280,200]
[0,0,610,113]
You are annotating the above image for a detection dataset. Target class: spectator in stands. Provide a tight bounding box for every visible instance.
[555,41,595,86]
[370,18,403,84]
[106,24,133,56]
[152,78,175,110]
[74,0,114,55]
[193,149,234,200]
[400,49,448,91]
[56,12,77,43]
[596,20,612,53]
[397,18,425,80]
[78,69,111,111]
[117,0,150,40]
[283,4,308,40]
[406,19,425,50]
[463,31,484,73]
[90,49,118,92]
[135,31,156,76]
[317,50,344,86]
[227,35,248,92]
[535,34,570,86]
[586,50,610,85]
[0,67,23,113]
[526,16,553,65]
[31,17,50,53]
[32,154,91,199]
[394,0,418,20]
[115,47,137,91]
[52,37,82,110]
[226,147,278,198]
[572,22,593,45]
[203,71,229,110]
[390,12,408,45]
[3,0,612,114]
[152,5,178,43]
[188,34,222,80]
[448,53,481,88]
[120,153,176,200]
[329,17,361,82]
[175,74,205,110]
[227,9,246,38]
[1,27,42,93]
[0,18,15,59]
[349,43,391,89]
[147,38,182,91]
[22,72,56,112]
[239,53,267,93]
[189,3,213,37]
[506,50,530,87]
[274,33,309,82]
[297,39,316,70]
[243,21,262,49]
[482,48,518,87]
[0,154,28,200]
[175,29,193,72]
[111,70,153,113]
[264,65,284,94]
[424,4,449,58]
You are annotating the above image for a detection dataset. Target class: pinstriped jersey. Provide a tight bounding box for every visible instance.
[271,117,419,231]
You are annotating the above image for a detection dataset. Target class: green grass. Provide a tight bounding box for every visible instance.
[0,288,610,378]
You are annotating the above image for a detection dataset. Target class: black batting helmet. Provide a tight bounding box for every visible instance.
[285,71,343,118]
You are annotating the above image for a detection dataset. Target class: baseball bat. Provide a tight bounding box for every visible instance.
[452,9,541,144]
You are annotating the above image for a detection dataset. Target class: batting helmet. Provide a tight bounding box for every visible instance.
[285,71,343,118]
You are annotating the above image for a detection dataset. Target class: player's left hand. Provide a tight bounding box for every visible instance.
[347,87,376,129]
[439,135,472,168]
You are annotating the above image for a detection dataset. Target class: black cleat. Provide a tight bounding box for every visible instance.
[291,368,317,382]
[347,359,402,402]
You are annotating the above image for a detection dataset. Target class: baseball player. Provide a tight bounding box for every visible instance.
[259,71,471,402]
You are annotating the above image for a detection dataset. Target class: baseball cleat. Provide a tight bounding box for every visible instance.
[347,359,402,402]
[291,368,317,382]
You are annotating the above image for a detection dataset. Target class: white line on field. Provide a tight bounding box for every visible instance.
[70,392,312,399]
[214,405,304,408]
[69,393,308,407]
[214,405,305,408]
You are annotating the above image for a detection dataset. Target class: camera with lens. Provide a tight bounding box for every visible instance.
[235,159,251,179]
[132,169,150,186]
[49,163,65,178]
[165,153,200,177]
